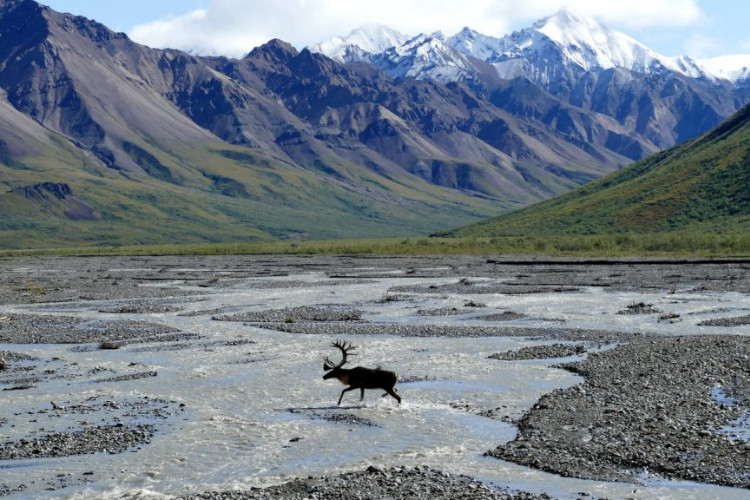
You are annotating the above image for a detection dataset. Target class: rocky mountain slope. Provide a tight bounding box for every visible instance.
[440,102,750,237]
[313,8,750,154]
[0,0,650,248]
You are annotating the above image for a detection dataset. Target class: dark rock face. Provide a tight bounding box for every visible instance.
[10,182,98,221]
[564,68,737,148]
[0,2,105,148]
[13,182,72,200]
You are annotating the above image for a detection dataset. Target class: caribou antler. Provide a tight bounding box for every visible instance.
[323,340,357,371]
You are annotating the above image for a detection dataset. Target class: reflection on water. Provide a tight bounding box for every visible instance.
[0,271,749,499]
[712,386,750,444]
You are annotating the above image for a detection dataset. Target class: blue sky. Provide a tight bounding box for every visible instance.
[41,1,749,60]
[42,1,209,33]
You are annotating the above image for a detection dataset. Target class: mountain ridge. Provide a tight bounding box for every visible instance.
[310,8,750,83]
[311,9,750,159]
[0,0,641,248]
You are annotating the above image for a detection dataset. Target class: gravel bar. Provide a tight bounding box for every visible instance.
[214,306,363,322]
[488,335,750,488]
[179,465,550,500]
[0,314,192,345]
[252,321,643,343]
[489,343,588,360]
[0,424,154,459]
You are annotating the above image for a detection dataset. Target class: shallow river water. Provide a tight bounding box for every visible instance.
[1,267,750,499]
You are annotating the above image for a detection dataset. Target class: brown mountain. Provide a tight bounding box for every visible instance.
[0,1,736,247]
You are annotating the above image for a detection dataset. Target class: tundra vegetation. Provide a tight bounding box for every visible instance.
[1,232,749,258]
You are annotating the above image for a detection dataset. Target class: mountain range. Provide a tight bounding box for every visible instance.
[311,8,750,85]
[0,1,748,248]
[311,8,749,150]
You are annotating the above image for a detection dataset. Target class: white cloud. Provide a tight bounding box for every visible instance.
[129,0,704,58]
[685,33,722,59]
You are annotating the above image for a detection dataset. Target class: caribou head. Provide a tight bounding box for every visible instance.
[322,340,401,405]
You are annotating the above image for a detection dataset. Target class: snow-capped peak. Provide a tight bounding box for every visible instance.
[372,32,480,82]
[308,25,410,64]
[309,11,750,85]
[478,7,713,82]
[446,27,504,61]
[530,8,699,75]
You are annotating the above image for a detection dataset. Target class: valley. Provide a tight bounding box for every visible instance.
[1,3,750,500]
[1,1,748,247]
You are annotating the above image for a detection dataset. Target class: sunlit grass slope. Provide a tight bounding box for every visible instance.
[0,132,500,249]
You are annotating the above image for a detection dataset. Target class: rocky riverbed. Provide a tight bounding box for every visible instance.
[0,254,749,499]
[180,465,550,500]
[489,335,750,488]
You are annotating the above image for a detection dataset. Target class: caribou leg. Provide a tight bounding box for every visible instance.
[382,388,401,404]
[338,386,357,405]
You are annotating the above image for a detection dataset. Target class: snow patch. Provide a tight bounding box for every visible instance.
[309,8,750,85]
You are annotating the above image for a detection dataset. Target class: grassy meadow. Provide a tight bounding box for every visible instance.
[2,231,749,259]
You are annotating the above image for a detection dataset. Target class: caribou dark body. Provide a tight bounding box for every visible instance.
[322,340,401,405]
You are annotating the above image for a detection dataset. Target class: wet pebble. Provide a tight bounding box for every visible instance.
[489,344,588,361]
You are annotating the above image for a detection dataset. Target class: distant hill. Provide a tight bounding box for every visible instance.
[439,103,750,237]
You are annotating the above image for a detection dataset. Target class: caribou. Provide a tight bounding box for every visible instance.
[322,340,401,405]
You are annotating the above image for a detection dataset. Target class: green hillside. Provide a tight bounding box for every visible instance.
[0,133,497,249]
[440,104,750,238]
